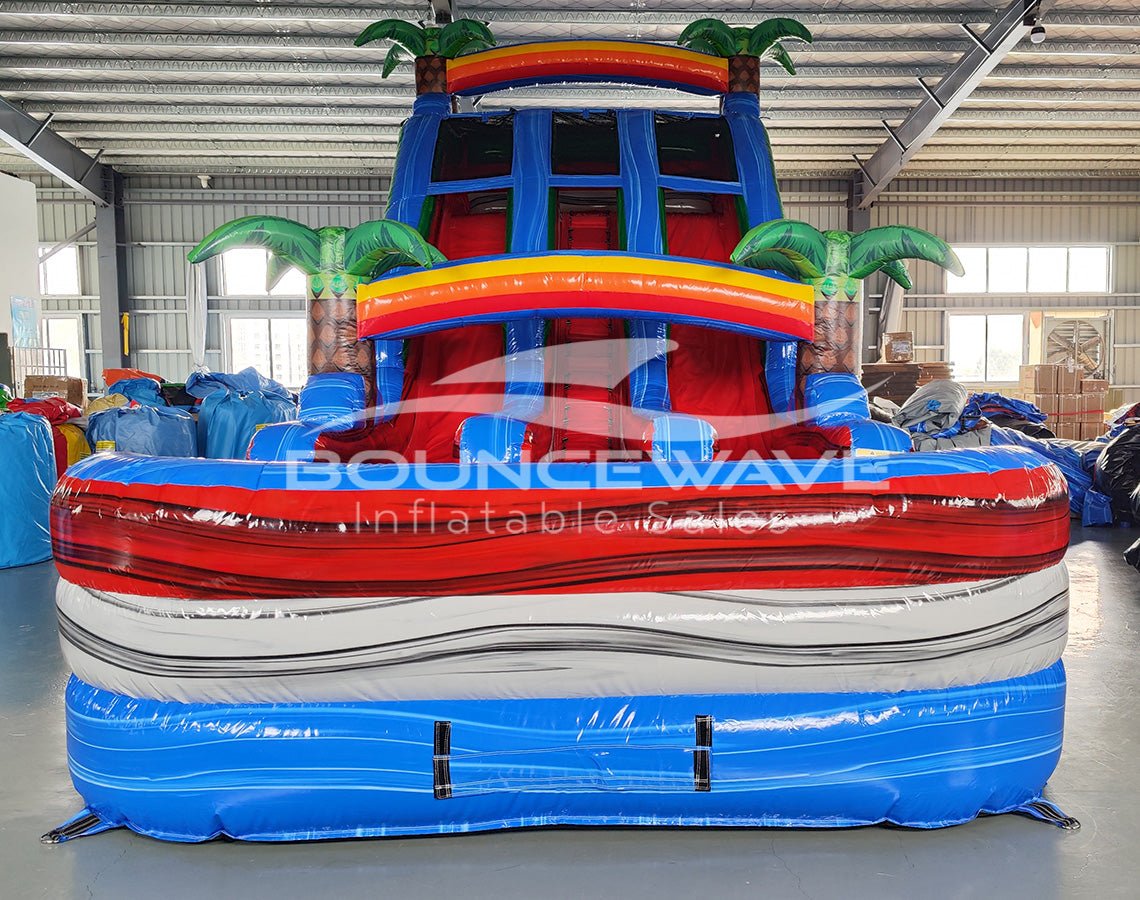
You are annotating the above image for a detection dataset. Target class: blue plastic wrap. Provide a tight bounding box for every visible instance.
[107,377,166,407]
[197,389,296,460]
[63,662,1066,841]
[87,406,198,457]
[0,412,54,568]
[967,392,1047,425]
[1081,489,1114,527]
[298,372,368,429]
[991,425,1090,516]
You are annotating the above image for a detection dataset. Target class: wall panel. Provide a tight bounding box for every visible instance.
[30,173,1140,404]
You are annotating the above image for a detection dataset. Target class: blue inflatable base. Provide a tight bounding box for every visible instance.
[64,663,1066,842]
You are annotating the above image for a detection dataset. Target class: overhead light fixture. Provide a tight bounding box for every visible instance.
[1030,23,1046,44]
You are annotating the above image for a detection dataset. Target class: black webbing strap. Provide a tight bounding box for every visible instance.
[694,715,712,792]
[433,720,452,799]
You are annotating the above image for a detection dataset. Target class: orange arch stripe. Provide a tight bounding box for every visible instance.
[357,254,813,340]
[447,41,729,95]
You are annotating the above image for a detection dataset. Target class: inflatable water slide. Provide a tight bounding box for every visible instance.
[47,19,1075,843]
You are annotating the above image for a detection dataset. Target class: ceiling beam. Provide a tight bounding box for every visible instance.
[3,30,1136,57]
[431,0,454,26]
[856,0,1043,208]
[0,96,109,204]
[13,81,1140,106]
[2,58,1135,84]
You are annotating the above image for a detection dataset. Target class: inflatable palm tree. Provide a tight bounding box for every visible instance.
[189,217,444,380]
[355,19,495,93]
[678,18,812,91]
[732,220,963,375]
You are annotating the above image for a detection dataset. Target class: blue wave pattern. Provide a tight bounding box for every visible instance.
[66,662,1065,841]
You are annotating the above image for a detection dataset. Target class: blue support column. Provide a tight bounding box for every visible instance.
[724,91,797,414]
[618,110,670,418]
[374,93,450,422]
[503,110,551,423]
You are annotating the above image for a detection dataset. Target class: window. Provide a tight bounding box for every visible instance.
[220,248,306,297]
[432,115,513,182]
[655,115,737,181]
[552,112,619,176]
[42,315,85,379]
[947,246,1110,294]
[948,313,1024,382]
[39,245,81,295]
[227,316,307,388]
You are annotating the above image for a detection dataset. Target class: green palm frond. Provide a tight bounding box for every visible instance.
[422,25,442,56]
[746,18,813,56]
[265,252,299,292]
[765,44,798,75]
[849,225,965,280]
[734,249,809,281]
[678,18,737,57]
[354,19,428,56]
[677,36,723,57]
[731,26,752,55]
[731,219,828,280]
[343,219,447,278]
[382,45,412,78]
[880,259,913,290]
[188,216,322,274]
[439,19,496,58]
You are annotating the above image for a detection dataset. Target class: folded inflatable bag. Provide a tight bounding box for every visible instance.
[107,377,167,408]
[1092,425,1140,524]
[1081,489,1114,527]
[186,367,292,402]
[84,393,131,417]
[102,368,163,388]
[6,396,82,425]
[87,406,198,457]
[0,412,55,568]
[912,422,992,453]
[58,423,91,468]
[198,389,297,459]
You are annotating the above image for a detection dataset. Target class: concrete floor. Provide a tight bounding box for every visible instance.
[1,528,1138,899]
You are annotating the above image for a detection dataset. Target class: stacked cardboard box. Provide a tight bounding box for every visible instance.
[862,362,954,406]
[24,374,87,407]
[1018,365,1107,441]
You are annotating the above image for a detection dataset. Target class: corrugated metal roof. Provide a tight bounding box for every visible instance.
[2,1,1138,179]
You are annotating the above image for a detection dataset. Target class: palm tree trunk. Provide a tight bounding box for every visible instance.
[728,55,759,93]
[799,286,862,379]
[415,55,448,94]
[308,274,375,379]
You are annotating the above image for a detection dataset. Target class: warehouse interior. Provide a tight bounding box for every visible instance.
[1,1,1139,897]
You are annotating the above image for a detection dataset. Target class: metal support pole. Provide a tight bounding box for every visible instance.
[95,171,130,373]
